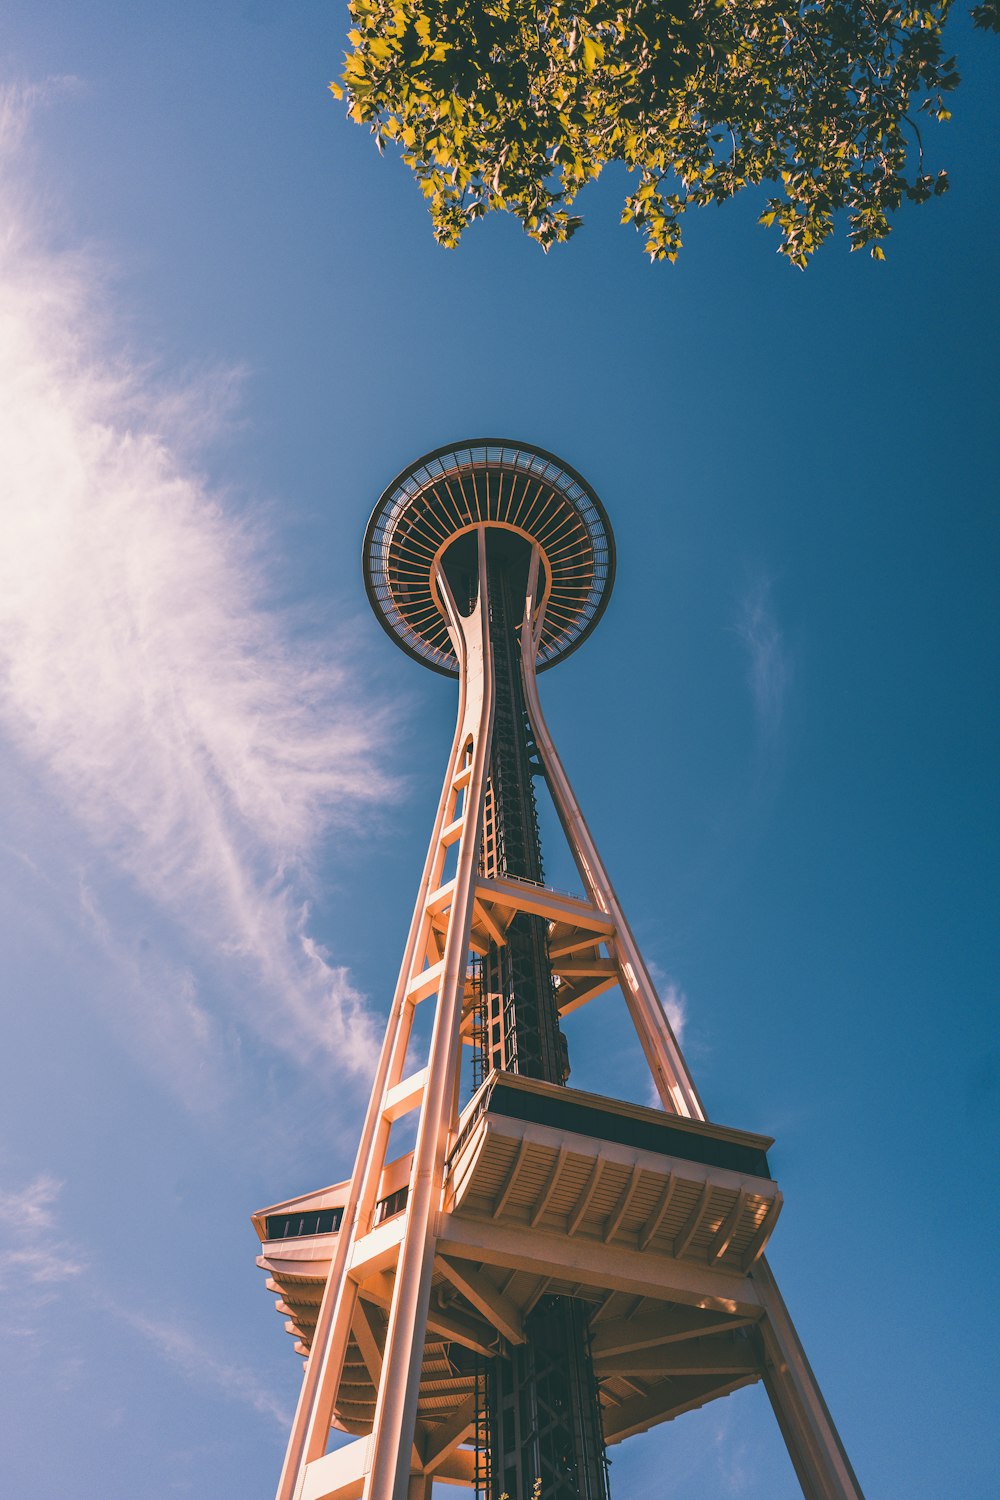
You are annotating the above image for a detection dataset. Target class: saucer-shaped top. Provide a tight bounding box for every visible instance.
[363,440,615,676]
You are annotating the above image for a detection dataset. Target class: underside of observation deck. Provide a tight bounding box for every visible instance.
[362,440,615,676]
[254,1073,781,1489]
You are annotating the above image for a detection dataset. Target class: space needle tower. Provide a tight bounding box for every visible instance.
[253,441,864,1500]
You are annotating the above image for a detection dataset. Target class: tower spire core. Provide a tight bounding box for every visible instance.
[254,441,865,1500]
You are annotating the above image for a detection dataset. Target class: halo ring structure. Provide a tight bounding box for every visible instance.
[363,440,616,677]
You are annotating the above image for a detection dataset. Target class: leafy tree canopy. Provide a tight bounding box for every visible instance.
[331,0,996,265]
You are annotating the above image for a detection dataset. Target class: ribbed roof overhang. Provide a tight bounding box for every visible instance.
[363,440,615,675]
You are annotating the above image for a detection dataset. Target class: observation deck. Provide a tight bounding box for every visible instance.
[362,440,615,676]
[253,1072,781,1457]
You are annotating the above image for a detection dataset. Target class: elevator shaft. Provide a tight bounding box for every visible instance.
[472,539,608,1500]
[479,557,566,1085]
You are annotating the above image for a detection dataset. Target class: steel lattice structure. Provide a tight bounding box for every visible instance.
[253,441,865,1500]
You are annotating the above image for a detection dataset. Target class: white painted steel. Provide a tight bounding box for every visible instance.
[275,533,492,1500]
[753,1257,866,1500]
[519,546,705,1121]
[362,529,495,1500]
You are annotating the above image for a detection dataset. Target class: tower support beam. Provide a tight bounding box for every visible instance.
[519,545,704,1122]
[362,533,496,1500]
[753,1258,866,1500]
[274,534,496,1500]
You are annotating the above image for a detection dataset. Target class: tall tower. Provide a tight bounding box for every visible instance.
[254,441,865,1500]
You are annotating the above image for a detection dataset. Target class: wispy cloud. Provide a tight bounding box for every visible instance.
[114,1306,293,1429]
[646,958,688,1043]
[0,1168,287,1428]
[645,962,689,1107]
[0,87,387,1082]
[76,871,231,1113]
[734,575,793,749]
[0,1173,86,1295]
[660,979,688,1043]
[709,1400,757,1495]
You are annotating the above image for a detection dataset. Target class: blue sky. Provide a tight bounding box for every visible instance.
[0,4,996,1497]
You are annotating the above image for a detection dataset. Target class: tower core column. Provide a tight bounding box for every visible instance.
[467,534,608,1500]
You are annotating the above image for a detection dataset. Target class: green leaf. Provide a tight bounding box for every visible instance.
[330,0,963,267]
